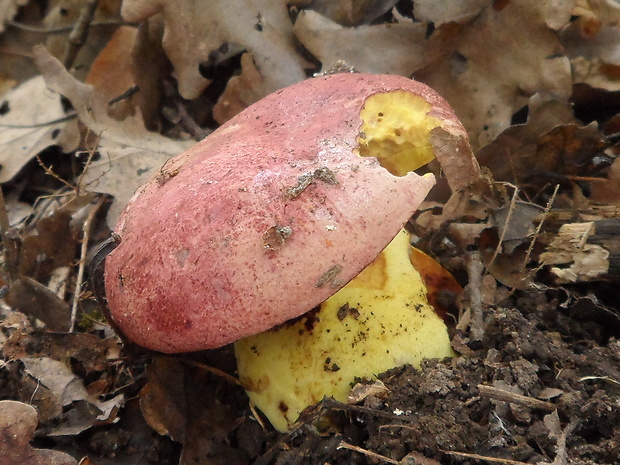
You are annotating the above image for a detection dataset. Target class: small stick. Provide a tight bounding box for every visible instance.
[337,441,400,465]
[477,385,556,412]
[488,185,519,270]
[7,19,135,34]
[63,0,99,69]
[181,359,244,388]
[0,188,18,282]
[467,250,485,342]
[522,184,559,269]
[440,449,531,465]
[70,195,105,331]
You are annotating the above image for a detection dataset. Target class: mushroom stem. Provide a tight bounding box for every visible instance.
[235,229,455,431]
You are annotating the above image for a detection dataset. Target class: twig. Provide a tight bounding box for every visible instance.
[63,0,99,69]
[467,250,485,341]
[477,385,556,412]
[0,188,18,282]
[488,185,519,269]
[337,441,400,465]
[440,449,531,465]
[0,113,77,129]
[579,376,620,386]
[248,402,267,431]
[7,19,136,34]
[181,359,245,387]
[522,184,558,270]
[71,195,105,331]
[76,139,100,196]
[550,420,578,465]
[36,155,75,190]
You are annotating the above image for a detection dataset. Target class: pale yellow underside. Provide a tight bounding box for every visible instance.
[357,90,442,176]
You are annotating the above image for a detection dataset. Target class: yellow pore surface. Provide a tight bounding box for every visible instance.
[234,229,455,431]
[357,90,442,176]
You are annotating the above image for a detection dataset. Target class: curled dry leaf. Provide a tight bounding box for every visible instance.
[0,400,77,465]
[32,45,192,225]
[212,52,265,124]
[19,356,124,436]
[413,0,487,25]
[85,26,139,121]
[121,0,308,100]
[0,0,28,33]
[303,0,399,26]
[0,76,79,183]
[415,0,574,148]
[294,10,438,76]
[476,95,607,190]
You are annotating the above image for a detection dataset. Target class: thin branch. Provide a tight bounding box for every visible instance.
[440,449,531,465]
[0,188,18,282]
[71,195,105,331]
[477,384,556,412]
[0,113,77,129]
[522,184,559,270]
[467,250,485,341]
[7,19,136,35]
[181,359,245,388]
[63,0,99,69]
[36,156,75,190]
[337,441,400,465]
[488,185,518,270]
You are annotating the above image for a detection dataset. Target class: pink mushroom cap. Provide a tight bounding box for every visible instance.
[104,73,475,353]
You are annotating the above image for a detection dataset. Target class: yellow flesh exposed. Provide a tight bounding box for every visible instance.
[357,90,442,176]
[235,230,455,431]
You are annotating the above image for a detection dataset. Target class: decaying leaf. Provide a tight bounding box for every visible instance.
[0,400,77,465]
[212,52,265,124]
[561,0,620,91]
[121,0,308,100]
[42,0,122,81]
[140,356,247,463]
[32,45,191,225]
[302,0,398,26]
[0,76,79,183]
[415,1,574,148]
[0,0,27,33]
[294,10,439,77]
[476,95,607,189]
[19,356,123,435]
[85,26,139,121]
[413,0,487,25]
[295,1,575,149]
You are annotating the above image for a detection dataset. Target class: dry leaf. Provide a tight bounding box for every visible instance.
[140,355,247,464]
[0,0,27,32]
[212,52,265,124]
[43,0,122,80]
[413,0,487,25]
[85,25,138,120]
[476,95,606,188]
[591,157,620,204]
[0,400,77,465]
[0,76,79,183]
[121,0,308,100]
[32,45,192,225]
[294,10,436,76]
[416,1,574,148]
[19,356,124,435]
[304,0,398,26]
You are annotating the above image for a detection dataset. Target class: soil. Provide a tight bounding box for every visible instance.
[16,283,617,465]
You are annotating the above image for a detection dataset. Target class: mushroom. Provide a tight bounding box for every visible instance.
[103,73,479,430]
